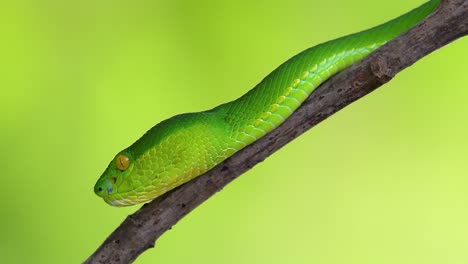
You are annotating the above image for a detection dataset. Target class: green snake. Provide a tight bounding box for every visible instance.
[94,0,440,206]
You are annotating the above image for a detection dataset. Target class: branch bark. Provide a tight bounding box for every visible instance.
[85,0,467,263]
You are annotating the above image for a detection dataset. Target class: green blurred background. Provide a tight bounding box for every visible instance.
[1,0,467,263]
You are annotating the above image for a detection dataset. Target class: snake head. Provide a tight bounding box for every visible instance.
[94,113,222,207]
[94,151,143,206]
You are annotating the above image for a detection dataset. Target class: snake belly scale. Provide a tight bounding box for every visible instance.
[94,0,440,206]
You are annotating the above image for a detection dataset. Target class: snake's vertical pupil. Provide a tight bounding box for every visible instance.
[116,154,130,170]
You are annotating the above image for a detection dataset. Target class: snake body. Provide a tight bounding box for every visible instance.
[95,0,440,206]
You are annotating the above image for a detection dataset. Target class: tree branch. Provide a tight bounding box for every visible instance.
[85,0,467,263]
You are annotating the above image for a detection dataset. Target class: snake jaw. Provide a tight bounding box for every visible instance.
[103,193,150,207]
[109,198,134,207]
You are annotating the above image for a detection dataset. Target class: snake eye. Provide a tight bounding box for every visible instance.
[115,154,130,171]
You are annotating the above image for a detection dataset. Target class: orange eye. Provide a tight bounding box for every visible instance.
[115,154,130,171]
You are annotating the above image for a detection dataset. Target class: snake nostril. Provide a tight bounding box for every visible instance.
[98,187,103,192]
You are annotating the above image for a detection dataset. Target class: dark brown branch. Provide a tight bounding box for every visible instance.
[85,0,467,263]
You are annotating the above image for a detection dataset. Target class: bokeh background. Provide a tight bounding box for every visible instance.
[1,0,467,263]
